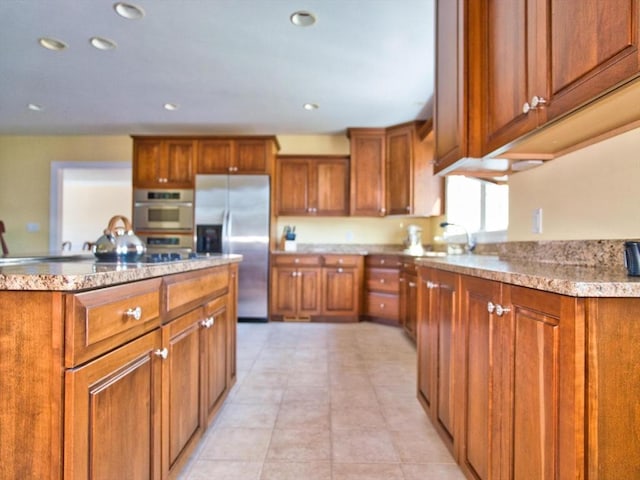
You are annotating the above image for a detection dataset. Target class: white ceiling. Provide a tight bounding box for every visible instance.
[0,0,435,136]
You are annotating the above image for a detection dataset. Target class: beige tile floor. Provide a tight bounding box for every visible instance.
[178,321,465,480]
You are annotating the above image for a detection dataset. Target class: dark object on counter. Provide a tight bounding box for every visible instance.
[0,221,8,255]
[624,241,640,276]
[93,215,146,262]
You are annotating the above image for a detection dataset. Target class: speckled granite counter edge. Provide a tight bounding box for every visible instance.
[0,255,242,291]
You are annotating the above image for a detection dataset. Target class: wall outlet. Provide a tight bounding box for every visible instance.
[532,208,543,234]
[26,222,40,232]
[345,231,354,242]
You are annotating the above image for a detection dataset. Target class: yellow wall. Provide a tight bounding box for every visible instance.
[0,136,132,252]
[2,128,638,254]
[508,127,640,240]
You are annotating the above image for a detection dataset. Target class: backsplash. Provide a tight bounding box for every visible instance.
[491,239,635,273]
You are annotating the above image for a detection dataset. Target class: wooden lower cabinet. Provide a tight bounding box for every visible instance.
[270,254,363,322]
[64,329,163,480]
[364,254,402,324]
[0,264,237,479]
[400,260,419,340]
[419,268,589,479]
[417,267,459,455]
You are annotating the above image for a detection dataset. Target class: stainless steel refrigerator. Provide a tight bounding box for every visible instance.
[195,174,270,321]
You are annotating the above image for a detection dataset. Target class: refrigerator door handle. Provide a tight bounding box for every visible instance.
[221,209,230,254]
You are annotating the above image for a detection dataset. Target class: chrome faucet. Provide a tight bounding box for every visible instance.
[439,222,475,253]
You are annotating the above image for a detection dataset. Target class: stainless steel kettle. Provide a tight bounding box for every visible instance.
[93,215,146,262]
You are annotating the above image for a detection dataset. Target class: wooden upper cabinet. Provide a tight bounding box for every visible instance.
[386,122,443,217]
[348,128,386,216]
[197,137,276,174]
[477,0,640,154]
[133,138,195,188]
[434,0,479,173]
[276,156,349,216]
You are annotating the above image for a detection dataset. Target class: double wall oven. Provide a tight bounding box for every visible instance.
[133,188,194,254]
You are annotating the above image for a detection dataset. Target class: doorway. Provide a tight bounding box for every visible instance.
[50,161,132,252]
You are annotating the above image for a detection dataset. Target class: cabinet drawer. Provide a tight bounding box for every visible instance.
[365,254,402,268]
[366,292,399,319]
[401,260,418,275]
[322,254,362,267]
[272,254,322,266]
[65,278,162,367]
[366,269,400,293]
[164,267,229,319]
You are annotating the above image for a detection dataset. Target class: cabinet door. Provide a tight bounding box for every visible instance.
[480,0,543,153]
[277,159,312,215]
[404,273,418,340]
[417,268,437,413]
[322,266,359,317]
[164,140,195,187]
[546,0,640,120]
[315,158,349,216]
[432,269,458,453]
[386,125,412,215]
[349,129,386,216]
[162,308,204,477]
[133,139,164,187]
[503,286,581,480]
[271,266,299,316]
[236,139,270,173]
[298,267,322,316]
[202,296,229,425]
[198,139,233,173]
[64,330,163,480]
[434,0,476,172]
[458,275,503,480]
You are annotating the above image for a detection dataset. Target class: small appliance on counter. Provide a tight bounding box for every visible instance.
[624,241,640,276]
[403,224,424,256]
[93,215,146,262]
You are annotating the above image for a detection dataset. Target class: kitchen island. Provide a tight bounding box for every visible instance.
[0,254,241,480]
[412,253,640,480]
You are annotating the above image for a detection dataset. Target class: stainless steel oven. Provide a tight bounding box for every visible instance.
[133,189,194,231]
[137,232,194,254]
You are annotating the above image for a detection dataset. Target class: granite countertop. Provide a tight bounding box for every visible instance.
[0,254,242,291]
[415,254,640,298]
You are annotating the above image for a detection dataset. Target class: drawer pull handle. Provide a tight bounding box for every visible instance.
[487,302,496,314]
[380,279,385,283]
[495,304,511,317]
[337,267,343,273]
[380,259,385,264]
[426,281,438,289]
[408,281,416,288]
[125,306,142,321]
[154,348,169,360]
[379,303,385,308]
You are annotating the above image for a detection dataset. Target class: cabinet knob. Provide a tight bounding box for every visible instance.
[522,102,531,114]
[379,208,386,215]
[125,306,142,321]
[379,303,385,308]
[380,278,385,284]
[487,301,496,313]
[405,206,411,212]
[338,258,344,264]
[408,281,416,288]
[337,267,343,273]
[294,258,300,263]
[201,316,214,328]
[380,259,385,265]
[154,348,169,360]
[495,304,511,317]
[426,281,438,289]
[531,95,546,109]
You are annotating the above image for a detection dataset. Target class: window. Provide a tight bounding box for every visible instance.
[445,176,508,242]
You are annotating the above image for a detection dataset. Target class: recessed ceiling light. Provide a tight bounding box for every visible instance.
[164,103,179,111]
[290,11,317,27]
[114,2,145,20]
[90,37,117,50]
[303,103,319,111]
[27,103,44,112]
[38,37,67,51]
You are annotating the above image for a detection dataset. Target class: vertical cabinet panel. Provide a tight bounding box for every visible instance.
[276,160,312,215]
[299,268,322,315]
[386,125,412,215]
[198,140,233,173]
[202,296,229,424]
[236,139,270,173]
